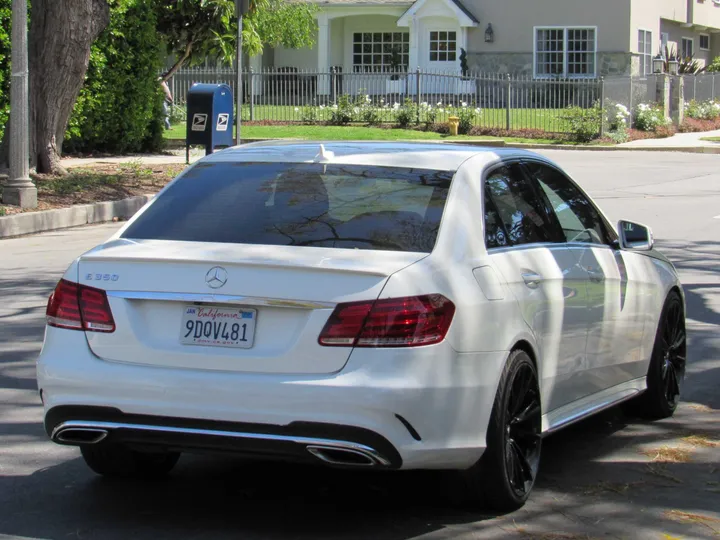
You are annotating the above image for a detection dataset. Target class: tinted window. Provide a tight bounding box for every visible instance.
[484,165,558,247]
[122,162,452,253]
[525,162,610,245]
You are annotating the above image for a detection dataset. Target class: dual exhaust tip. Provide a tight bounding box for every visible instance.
[53,428,383,468]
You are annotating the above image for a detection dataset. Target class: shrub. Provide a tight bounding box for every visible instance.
[560,105,601,143]
[64,0,165,154]
[634,103,671,132]
[685,99,720,120]
[446,102,481,135]
[328,94,354,125]
[419,102,438,127]
[300,105,320,124]
[704,56,720,73]
[394,99,418,128]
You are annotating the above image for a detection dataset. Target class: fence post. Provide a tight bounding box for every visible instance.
[628,75,633,129]
[505,74,511,130]
[416,68,422,123]
[330,67,337,104]
[249,68,255,121]
[599,77,606,138]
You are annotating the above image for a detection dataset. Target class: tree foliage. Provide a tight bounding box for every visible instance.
[0,0,12,145]
[65,0,165,154]
[157,0,318,80]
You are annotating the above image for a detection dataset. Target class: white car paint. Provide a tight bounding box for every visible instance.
[37,142,683,470]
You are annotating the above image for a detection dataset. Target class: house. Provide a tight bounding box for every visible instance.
[251,0,719,84]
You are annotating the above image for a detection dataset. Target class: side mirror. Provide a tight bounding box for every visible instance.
[617,220,654,251]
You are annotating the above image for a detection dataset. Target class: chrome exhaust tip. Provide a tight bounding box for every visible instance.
[53,427,109,445]
[307,445,377,467]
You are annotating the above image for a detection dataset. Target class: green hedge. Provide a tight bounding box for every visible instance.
[64,0,165,154]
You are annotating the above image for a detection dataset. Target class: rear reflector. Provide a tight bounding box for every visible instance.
[318,294,455,348]
[46,279,116,333]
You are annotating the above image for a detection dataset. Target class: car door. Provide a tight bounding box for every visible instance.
[482,162,591,412]
[522,160,646,394]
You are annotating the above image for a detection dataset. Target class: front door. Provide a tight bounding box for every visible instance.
[482,163,591,412]
[523,160,646,394]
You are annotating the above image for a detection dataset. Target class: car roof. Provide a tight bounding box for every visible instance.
[201,141,549,171]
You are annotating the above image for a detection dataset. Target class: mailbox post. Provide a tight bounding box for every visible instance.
[185,83,234,163]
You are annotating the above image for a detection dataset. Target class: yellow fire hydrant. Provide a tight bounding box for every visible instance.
[448,116,460,136]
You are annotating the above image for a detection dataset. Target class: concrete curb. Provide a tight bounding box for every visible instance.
[166,137,720,153]
[0,194,153,239]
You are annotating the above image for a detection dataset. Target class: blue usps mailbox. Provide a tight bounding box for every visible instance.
[185,83,234,162]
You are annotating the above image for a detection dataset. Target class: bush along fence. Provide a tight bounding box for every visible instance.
[167,67,720,139]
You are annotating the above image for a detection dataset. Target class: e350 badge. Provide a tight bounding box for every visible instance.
[86,273,119,282]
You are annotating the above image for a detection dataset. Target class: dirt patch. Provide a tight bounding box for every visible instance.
[0,161,184,216]
[642,445,693,463]
[682,434,720,449]
[664,510,720,536]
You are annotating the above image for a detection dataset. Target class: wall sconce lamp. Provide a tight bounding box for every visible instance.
[485,23,494,43]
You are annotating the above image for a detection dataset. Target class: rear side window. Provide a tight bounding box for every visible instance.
[484,164,558,247]
[121,162,453,253]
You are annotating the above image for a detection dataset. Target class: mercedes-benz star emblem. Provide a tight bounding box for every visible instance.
[205,266,228,289]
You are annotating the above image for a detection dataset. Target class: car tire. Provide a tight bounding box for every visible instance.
[627,291,686,420]
[80,443,180,478]
[459,349,542,512]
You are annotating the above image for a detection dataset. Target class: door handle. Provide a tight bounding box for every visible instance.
[588,271,605,283]
[522,272,543,289]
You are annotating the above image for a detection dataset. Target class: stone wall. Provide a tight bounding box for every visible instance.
[467,51,636,77]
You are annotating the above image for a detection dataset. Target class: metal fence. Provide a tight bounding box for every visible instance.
[683,73,720,102]
[168,67,720,134]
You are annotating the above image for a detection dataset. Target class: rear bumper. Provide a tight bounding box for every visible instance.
[37,327,508,470]
[47,406,400,468]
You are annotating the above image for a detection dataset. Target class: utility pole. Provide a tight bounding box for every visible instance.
[235,0,250,146]
[3,0,37,208]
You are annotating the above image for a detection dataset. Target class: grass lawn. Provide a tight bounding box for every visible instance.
[700,136,720,142]
[174,104,568,131]
[165,123,562,145]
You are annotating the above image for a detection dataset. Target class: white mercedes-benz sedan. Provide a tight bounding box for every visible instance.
[37,142,686,510]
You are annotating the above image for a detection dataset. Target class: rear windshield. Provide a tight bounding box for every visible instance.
[122,162,453,253]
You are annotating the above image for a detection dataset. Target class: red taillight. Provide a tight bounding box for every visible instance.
[318,294,455,348]
[46,279,115,333]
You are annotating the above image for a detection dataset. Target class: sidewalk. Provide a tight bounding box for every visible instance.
[619,128,720,148]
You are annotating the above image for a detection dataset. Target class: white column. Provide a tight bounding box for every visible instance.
[4,0,37,208]
[250,54,262,96]
[409,15,419,71]
[317,13,330,95]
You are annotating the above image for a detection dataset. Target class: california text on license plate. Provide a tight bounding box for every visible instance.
[180,305,257,349]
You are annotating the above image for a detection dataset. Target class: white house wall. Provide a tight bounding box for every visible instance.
[274,27,319,71]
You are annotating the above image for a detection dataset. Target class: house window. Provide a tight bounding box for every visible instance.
[681,37,694,58]
[699,34,710,51]
[638,30,653,75]
[352,32,409,73]
[535,27,596,78]
[661,32,669,56]
[429,31,457,62]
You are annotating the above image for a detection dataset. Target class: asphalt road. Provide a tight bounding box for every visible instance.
[1,150,719,540]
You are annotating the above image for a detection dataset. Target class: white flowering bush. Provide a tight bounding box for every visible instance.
[685,99,720,120]
[604,101,631,143]
[607,102,631,131]
[445,102,482,134]
[634,103,671,132]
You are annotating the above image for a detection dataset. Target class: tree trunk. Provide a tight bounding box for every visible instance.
[162,41,193,83]
[1,0,109,174]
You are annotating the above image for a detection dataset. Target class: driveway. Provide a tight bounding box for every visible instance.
[0,150,718,540]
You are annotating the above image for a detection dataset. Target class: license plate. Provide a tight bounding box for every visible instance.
[180,305,257,349]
